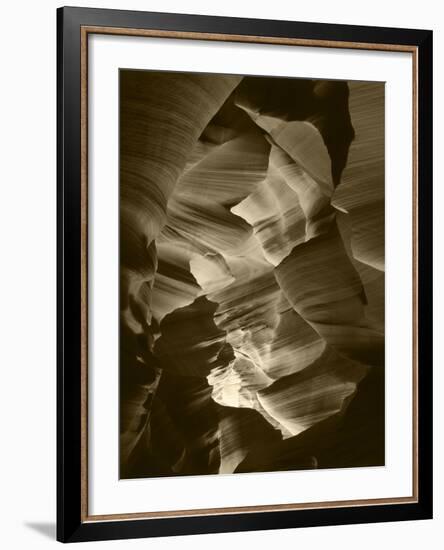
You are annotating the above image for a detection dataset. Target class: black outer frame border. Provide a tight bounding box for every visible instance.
[57,6,433,543]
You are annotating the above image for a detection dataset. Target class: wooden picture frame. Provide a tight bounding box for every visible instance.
[57,6,433,543]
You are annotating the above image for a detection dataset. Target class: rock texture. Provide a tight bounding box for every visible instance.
[119,71,385,478]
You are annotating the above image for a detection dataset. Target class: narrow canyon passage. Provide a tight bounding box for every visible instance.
[119,70,385,479]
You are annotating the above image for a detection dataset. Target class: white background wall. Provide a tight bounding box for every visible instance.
[0,0,440,548]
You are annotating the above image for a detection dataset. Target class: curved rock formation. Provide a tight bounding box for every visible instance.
[119,70,385,478]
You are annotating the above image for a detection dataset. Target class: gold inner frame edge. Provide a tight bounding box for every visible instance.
[79,25,419,523]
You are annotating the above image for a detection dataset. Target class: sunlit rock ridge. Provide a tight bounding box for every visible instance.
[119,70,385,478]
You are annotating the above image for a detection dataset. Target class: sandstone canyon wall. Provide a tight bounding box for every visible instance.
[119,70,385,479]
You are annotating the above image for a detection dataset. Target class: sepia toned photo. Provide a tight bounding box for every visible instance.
[119,70,385,479]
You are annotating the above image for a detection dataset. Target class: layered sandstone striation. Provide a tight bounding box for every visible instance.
[119,71,385,478]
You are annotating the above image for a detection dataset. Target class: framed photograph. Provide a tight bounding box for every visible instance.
[57,6,433,543]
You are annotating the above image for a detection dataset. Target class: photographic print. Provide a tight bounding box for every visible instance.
[58,10,432,541]
[119,70,385,479]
